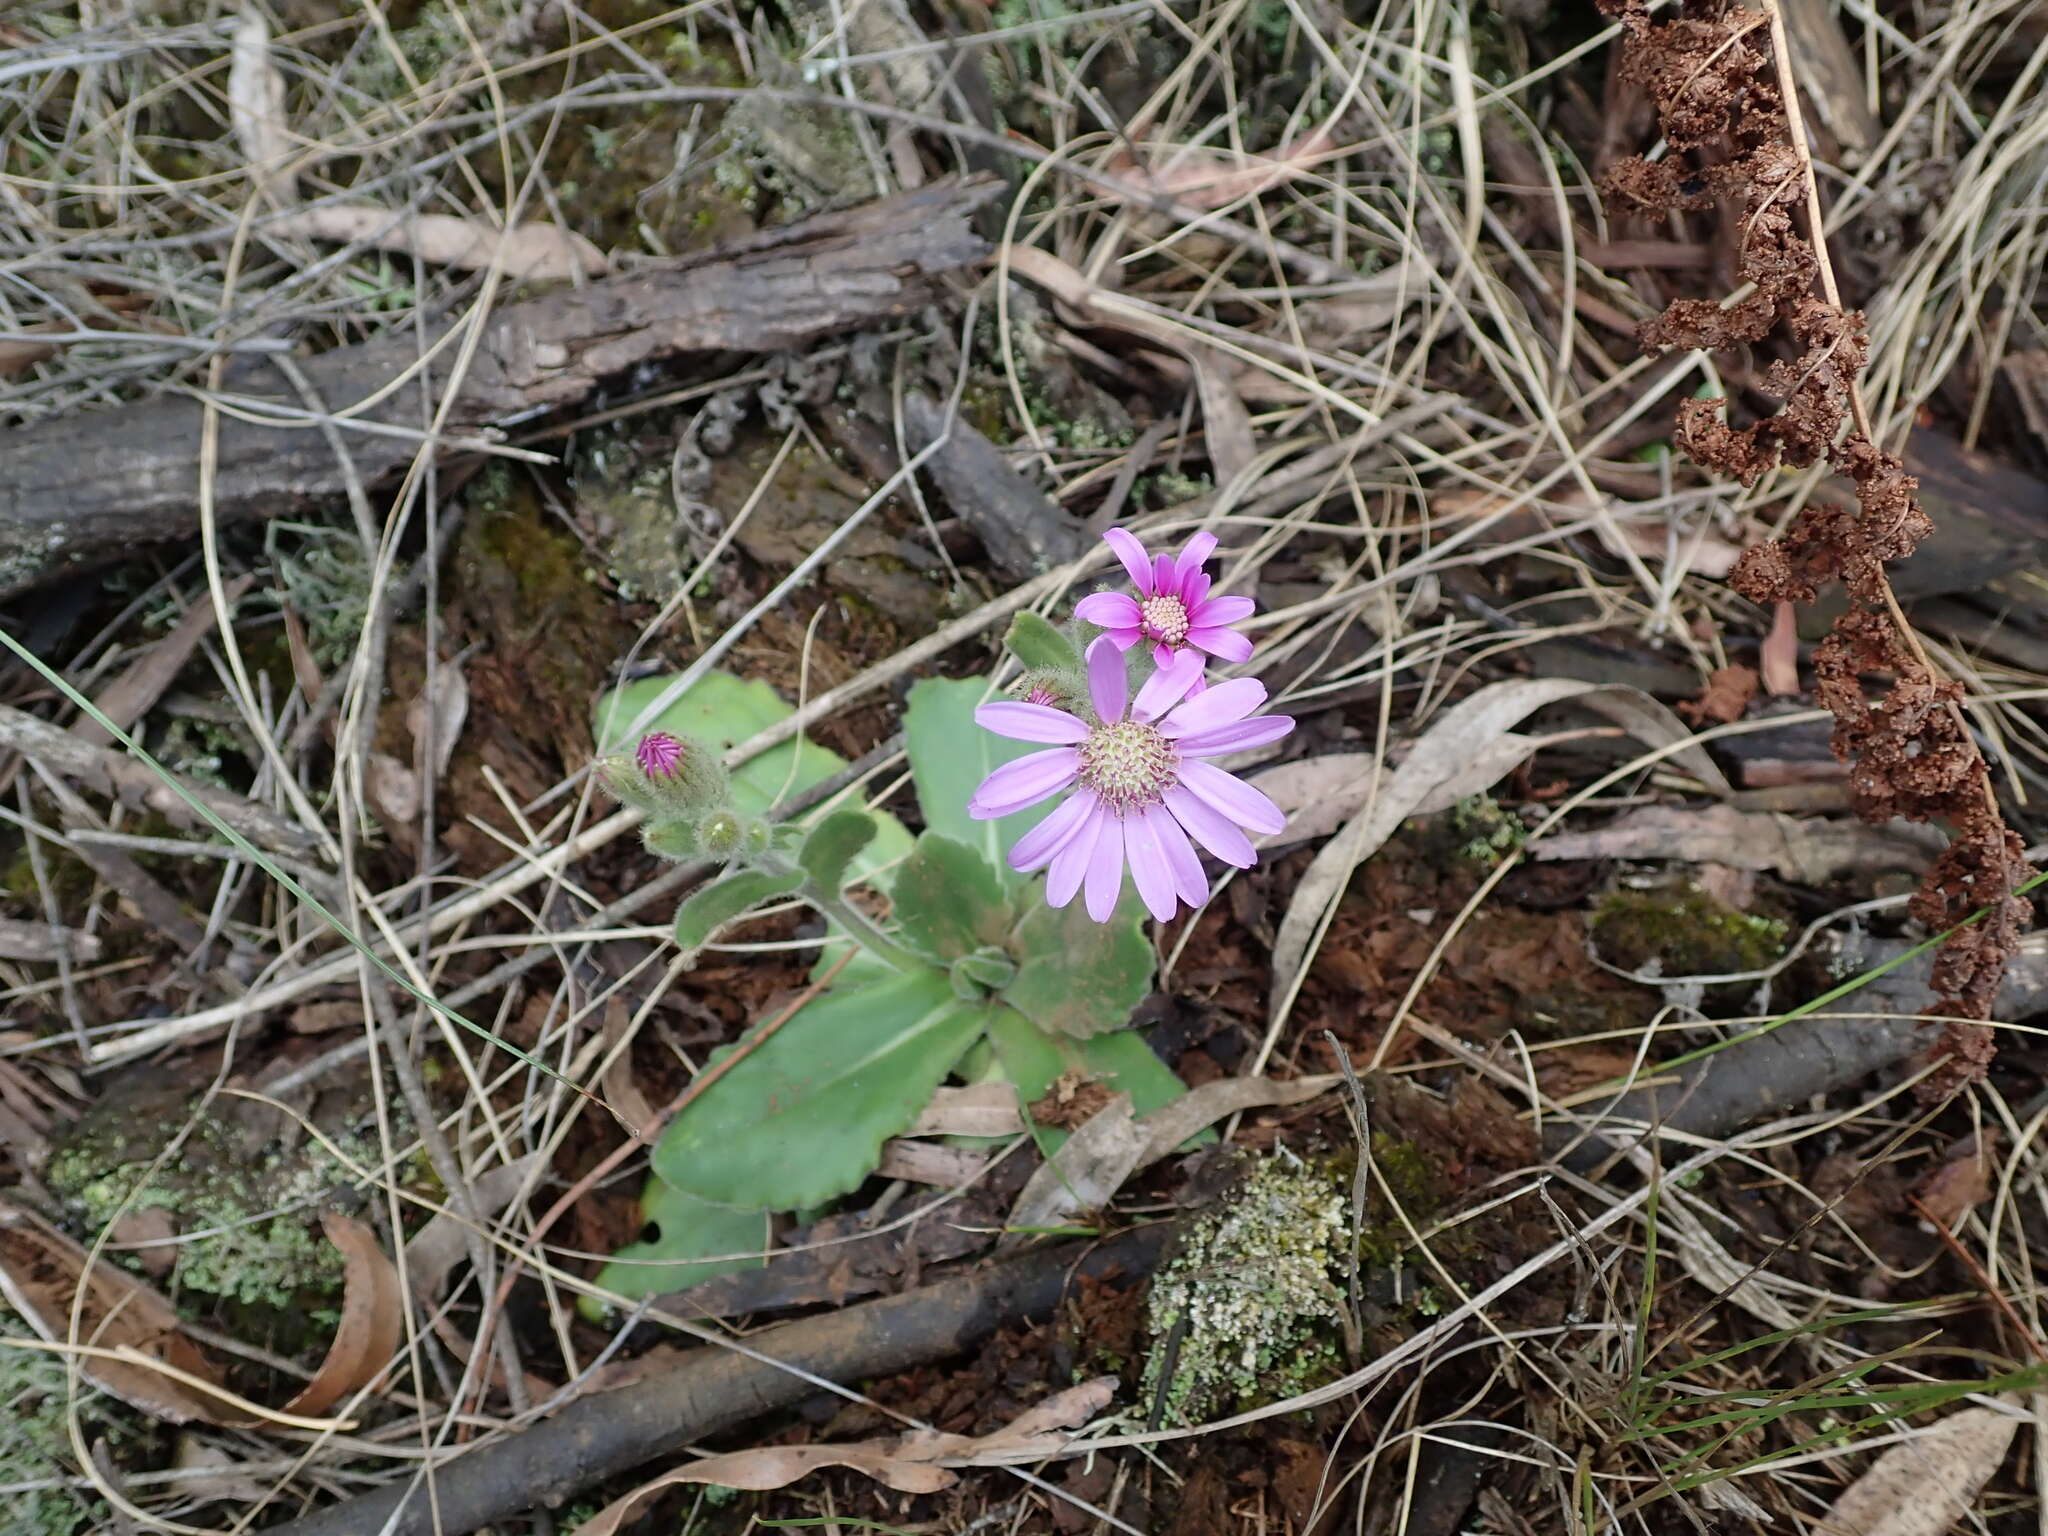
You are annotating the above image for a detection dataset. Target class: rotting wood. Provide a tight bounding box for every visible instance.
[0,177,1003,600]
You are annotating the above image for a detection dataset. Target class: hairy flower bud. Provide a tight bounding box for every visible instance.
[594,730,732,821]
[697,809,746,861]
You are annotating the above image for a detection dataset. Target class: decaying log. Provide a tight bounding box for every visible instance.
[0,177,1002,599]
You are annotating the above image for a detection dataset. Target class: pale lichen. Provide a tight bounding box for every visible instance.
[1142,1155,1351,1425]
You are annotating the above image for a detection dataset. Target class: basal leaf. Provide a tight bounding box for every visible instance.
[653,970,987,1210]
[586,1176,769,1311]
[1004,898,1153,1038]
[893,833,1011,963]
[674,869,802,962]
[984,1008,1198,1145]
[903,676,1053,893]
[798,809,878,891]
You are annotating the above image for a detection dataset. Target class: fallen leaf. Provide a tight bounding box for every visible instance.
[283,1213,403,1417]
[1106,129,1344,210]
[170,1433,271,1504]
[1680,664,1758,725]
[1913,1142,1996,1230]
[1001,1095,1147,1246]
[1004,1076,1338,1243]
[1761,600,1801,696]
[406,658,469,786]
[907,1083,1028,1138]
[1814,1405,2018,1536]
[72,576,253,748]
[107,1208,179,1279]
[1527,804,1941,885]
[0,333,58,379]
[0,1195,250,1425]
[402,1157,540,1307]
[874,1139,990,1186]
[271,204,608,281]
[578,1378,1118,1530]
[228,9,293,205]
[366,751,420,828]
[1268,679,1728,1013]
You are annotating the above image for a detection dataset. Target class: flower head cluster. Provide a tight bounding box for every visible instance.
[971,528,1289,923]
[595,728,746,862]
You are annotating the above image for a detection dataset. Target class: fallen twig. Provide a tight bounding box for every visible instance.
[261,1225,1171,1536]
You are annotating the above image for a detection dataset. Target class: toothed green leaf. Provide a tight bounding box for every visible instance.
[674,869,802,962]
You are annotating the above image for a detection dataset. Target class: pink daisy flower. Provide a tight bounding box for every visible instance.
[967,638,1293,923]
[1074,529,1256,669]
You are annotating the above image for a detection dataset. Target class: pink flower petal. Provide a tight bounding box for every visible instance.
[1187,626,1255,663]
[1121,810,1180,923]
[1175,716,1296,757]
[1160,677,1267,736]
[1180,758,1286,835]
[1102,528,1155,594]
[1086,635,1127,722]
[1183,571,1213,608]
[1171,531,1217,591]
[1009,789,1094,873]
[967,748,1080,819]
[1148,806,1210,908]
[1188,594,1254,628]
[1075,591,1142,629]
[1163,786,1256,867]
[1046,794,1106,907]
[1152,553,1175,592]
[975,701,1089,744]
[1133,649,1204,723]
[1083,815,1127,921]
[1151,642,1177,669]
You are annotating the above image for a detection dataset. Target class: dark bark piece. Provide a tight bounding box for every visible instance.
[264,1225,1169,1536]
[0,178,1002,600]
[1554,931,2048,1169]
[901,391,1086,578]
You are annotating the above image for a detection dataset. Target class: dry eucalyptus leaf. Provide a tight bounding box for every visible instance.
[907,1083,1027,1138]
[1815,1405,2018,1536]
[578,1378,1117,1531]
[1001,1094,1146,1246]
[283,1213,403,1418]
[875,1138,990,1187]
[0,1195,250,1425]
[365,751,420,828]
[402,1157,540,1305]
[271,204,608,280]
[74,575,253,749]
[228,9,292,204]
[1528,804,1942,885]
[406,660,469,786]
[1268,678,1728,1013]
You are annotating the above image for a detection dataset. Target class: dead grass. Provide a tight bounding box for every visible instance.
[3,0,2047,1532]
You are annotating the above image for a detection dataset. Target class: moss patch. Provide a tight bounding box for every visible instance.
[1591,885,1789,982]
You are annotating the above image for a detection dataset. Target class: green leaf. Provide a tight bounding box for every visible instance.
[653,970,987,1210]
[903,676,1054,893]
[950,949,1016,999]
[674,868,802,962]
[596,671,913,890]
[983,1008,1202,1148]
[893,833,1011,962]
[1004,898,1154,1038]
[585,1176,769,1313]
[798,809,878,891]
[1005,612,1081,673]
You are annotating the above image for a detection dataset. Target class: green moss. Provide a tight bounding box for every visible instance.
[1445,794,1526,866]
[0,1329,133,1536]
[1143,1156,1351,1425]
[44,1107,389,1335]
[1591,886,1789,981]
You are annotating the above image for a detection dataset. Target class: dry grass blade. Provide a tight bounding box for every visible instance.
[228,9,292,206]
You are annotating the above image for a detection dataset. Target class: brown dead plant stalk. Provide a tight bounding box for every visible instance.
[1595,0,2029,1093]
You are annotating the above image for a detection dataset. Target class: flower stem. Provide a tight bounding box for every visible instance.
[800,880,926,974]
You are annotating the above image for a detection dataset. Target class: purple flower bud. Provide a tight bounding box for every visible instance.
[636,731,687,780]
